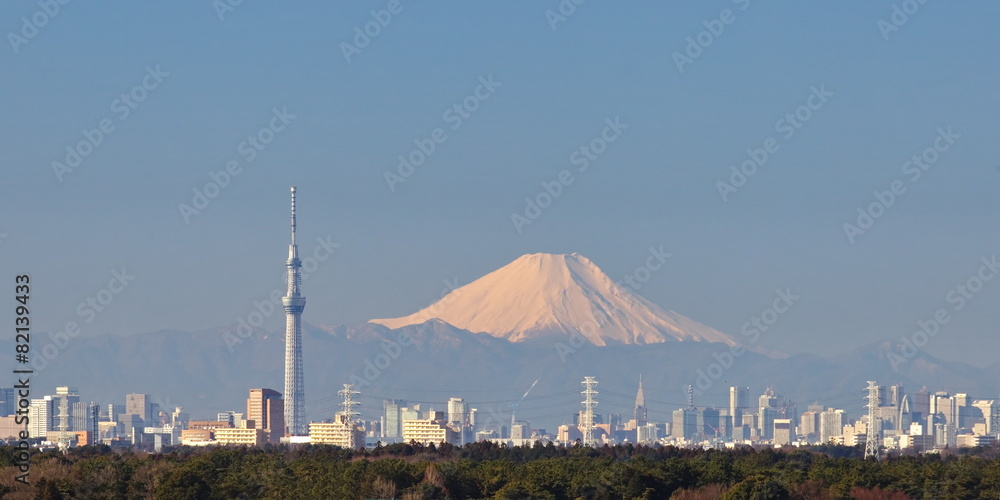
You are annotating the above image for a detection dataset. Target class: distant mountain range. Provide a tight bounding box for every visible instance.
[7,253,999,431]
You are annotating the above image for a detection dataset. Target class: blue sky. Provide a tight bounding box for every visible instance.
[2,1,999,365]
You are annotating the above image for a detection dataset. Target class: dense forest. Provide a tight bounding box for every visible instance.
[3,442,1000,499]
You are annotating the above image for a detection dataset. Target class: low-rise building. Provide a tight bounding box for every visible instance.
[0,416,27,441]
[180,428,215,446]
[188,420,233,430]
[957,434,996,448]
[214,428,267,446]
[899,433,935,450]
[402,419,459,446]
[310,421,365,448]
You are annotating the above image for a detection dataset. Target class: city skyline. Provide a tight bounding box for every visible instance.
[4,376,998,452]
[4,2,999,496]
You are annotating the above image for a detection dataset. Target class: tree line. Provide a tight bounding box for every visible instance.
[2,441,1000,499]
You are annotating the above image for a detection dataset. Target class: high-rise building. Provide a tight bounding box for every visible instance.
[758,388,778,440]
[511,422,528,440]
[29,397,52,439]
[51,387,80,432]
[800,411,820,442]
[447,397,467,426]
[636,423,658,444]
[911,388,931,422]
[383,399,406,438]
[125,394,152,423]
[819,408,845,443]
[634,376,647,424]
[0,388,15,417]
[700,408,723,438]
[888,384,904,407]
[672,408,698,440]
[729,386,748,428]
[150,403,162,426]
[972,400,997,435]
[282,186,307,436]
[247,388,285,444]
[71,401,90,432]
[773,419,793,445]
[108,404,125,422]
[401,405,420,423]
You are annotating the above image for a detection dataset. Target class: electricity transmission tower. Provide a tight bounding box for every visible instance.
[581,377,599,447]
[865,381,881,460]
[338,384,361,449]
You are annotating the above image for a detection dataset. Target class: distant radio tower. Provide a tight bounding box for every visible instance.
[865,381,881,460]
[283,186,307,436]
[338,384,361,449]
[581,376,599,447]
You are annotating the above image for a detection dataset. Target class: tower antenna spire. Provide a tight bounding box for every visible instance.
[290,186,297,246]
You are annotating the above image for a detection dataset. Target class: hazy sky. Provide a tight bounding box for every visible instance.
[2,2,999,366]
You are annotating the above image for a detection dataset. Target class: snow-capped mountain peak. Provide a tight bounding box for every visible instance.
[370,253,738,346]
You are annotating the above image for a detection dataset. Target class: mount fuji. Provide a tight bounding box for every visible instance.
[371,252,738,347]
